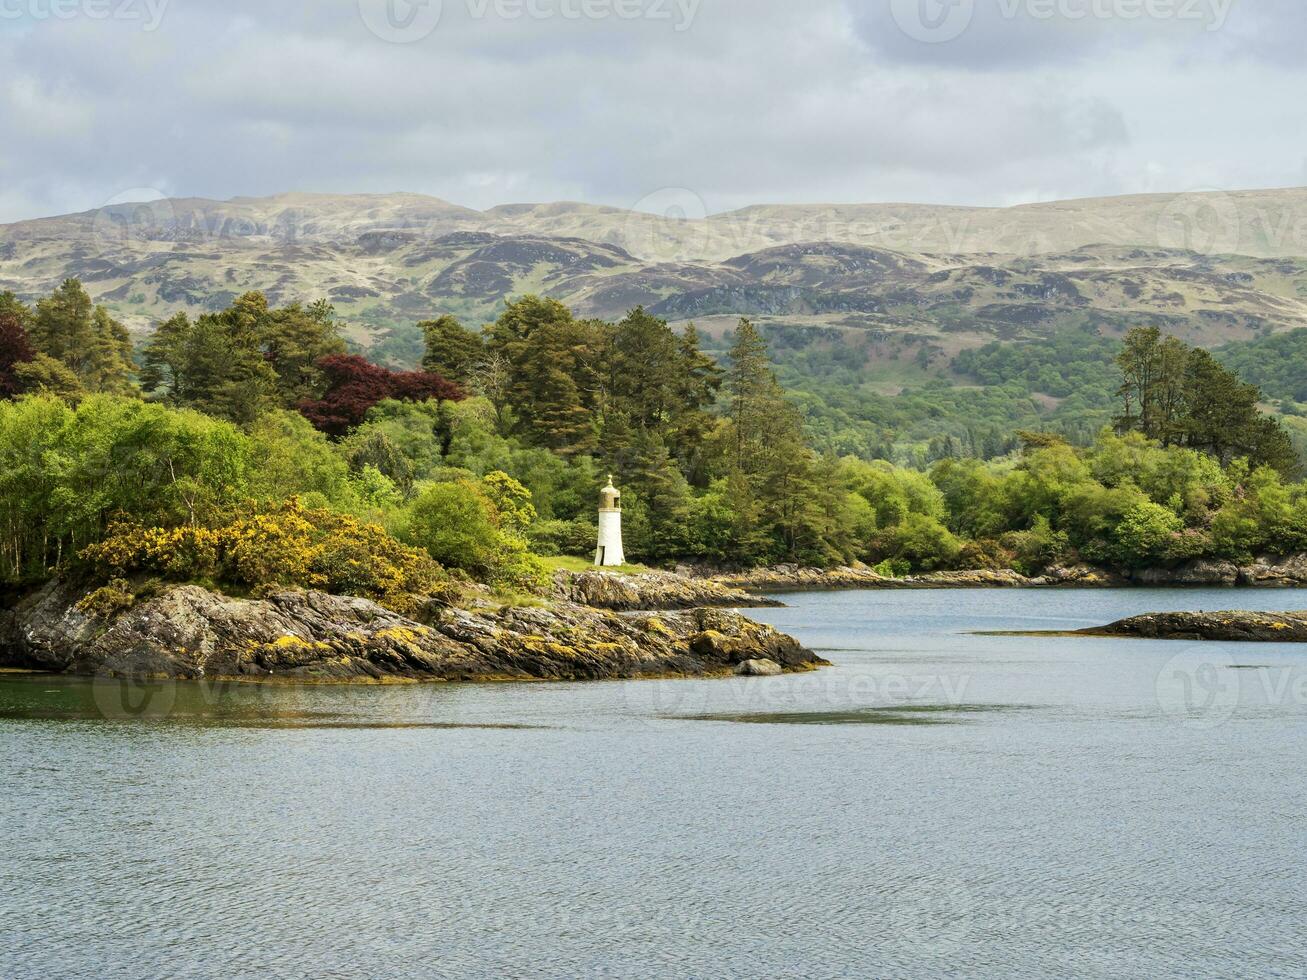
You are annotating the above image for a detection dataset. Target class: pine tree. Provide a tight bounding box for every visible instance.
[420,314,485,385]
[30,279,133,392]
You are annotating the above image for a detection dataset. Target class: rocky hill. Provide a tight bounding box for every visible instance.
[3,189,1306,398]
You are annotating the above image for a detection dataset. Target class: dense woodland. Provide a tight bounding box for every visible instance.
[1,278,1306,610]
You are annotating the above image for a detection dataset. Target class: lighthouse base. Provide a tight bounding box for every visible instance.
[595,509,625,567]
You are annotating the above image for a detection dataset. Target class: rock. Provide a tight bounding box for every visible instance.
[551,569,780,611]
[1034,563,1129,588]
[1131,560,1240,587]
[1080,609,1307,642]
[0,580,827,682]
[1239,555,1307,587]
[735,659,782,677]
[711,563,892,592]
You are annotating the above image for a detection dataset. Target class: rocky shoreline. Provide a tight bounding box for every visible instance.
[1076,610,1307,642]
[698,555,1307,593]
[702,562,1126,592]
[0,574,821,683]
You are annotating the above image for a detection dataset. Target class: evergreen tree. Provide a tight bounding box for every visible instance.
[486,296,600,453]
[262,301,347,404]
[31,279,133,393]
[420,315,485,385]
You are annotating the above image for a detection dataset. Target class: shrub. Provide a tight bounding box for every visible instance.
[402,480,548,590]
[527,518,598,557]
[867,513,962,572]
[79,499,445,613]
[75,578,137,619]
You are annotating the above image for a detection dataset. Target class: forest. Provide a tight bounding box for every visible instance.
[1,278,1306,609]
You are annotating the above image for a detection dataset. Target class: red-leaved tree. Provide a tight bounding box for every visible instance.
[297,354,465,437]
[0,311,36,399]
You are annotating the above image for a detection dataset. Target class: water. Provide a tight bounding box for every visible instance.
[3,588,1307,978]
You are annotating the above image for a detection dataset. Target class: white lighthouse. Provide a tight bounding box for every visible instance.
[595,475,625,567]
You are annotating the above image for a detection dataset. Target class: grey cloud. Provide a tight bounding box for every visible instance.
[0,0,1302,224]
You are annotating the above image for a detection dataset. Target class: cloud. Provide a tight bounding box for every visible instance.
[0,0,1302,223]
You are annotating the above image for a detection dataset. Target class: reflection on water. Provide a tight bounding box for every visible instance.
[4,587,1307,978]
[676,704,1029,726]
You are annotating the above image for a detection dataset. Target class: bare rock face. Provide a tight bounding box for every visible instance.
[1239,555,1307,587]
[551,569,779,611]
[1131,560,1241,587]
[0,581,824,682]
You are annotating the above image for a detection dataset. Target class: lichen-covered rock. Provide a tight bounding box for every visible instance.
[551,569,778,611]
[0,581,825,682]
[1080,609,1307,642]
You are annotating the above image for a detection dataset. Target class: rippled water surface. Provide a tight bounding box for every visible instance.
[4,588,1307,978]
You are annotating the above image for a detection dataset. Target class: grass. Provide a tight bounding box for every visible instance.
[541,555,653,575]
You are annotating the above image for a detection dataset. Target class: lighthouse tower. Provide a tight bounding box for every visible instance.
[595,475,625,567]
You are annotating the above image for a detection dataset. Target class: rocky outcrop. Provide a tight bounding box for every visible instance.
[0,581,823,682]
[1237,555,1307,587]
[1079,609,1307,642]
[550,569,779,611]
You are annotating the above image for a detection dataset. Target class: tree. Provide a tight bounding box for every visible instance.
[141,292,345,422]
[421,315,485,385]
[296,354,464,437]
[12,355,84,402]
[1114,327,1298,475]
[0,311,36,398]
[30,280,134,393]
[261,300,347,404]
[1181,349,1297,473]
[485,296,601,453]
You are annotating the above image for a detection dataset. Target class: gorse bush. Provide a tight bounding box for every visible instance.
[80,499,446,612]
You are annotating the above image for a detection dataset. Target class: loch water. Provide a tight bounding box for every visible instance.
[3,588,1307,978]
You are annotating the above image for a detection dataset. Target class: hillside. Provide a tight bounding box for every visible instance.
[4,187,1307,461]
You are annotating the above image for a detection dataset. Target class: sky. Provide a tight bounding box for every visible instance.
[0,0,1304,223]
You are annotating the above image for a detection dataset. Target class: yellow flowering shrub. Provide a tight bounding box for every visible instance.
[80,499,447,613]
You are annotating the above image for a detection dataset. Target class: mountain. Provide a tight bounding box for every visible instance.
[2,186,1306,367]
[4,186,1307,458]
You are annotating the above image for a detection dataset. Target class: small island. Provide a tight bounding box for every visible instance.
[1073,610,1307,643]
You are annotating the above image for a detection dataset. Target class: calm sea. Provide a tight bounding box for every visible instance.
[3,588,1306,978]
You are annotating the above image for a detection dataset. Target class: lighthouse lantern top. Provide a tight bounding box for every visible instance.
[600,475,621,511]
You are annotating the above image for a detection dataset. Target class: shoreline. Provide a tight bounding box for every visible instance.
[700,557,1307,593]
[0,571,825,685]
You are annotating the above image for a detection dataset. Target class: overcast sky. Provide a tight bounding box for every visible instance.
[0,0,1303,223]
